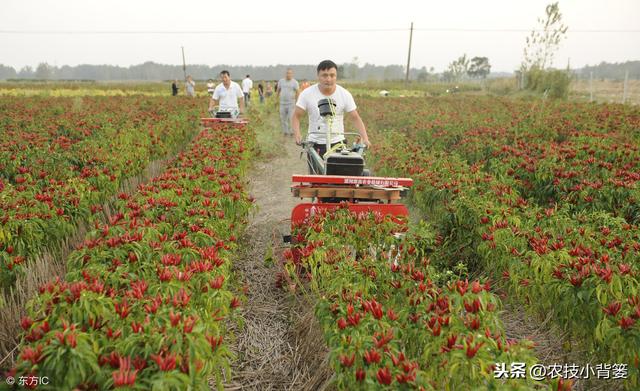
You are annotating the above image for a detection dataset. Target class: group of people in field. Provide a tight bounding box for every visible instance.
[173,60,371,154]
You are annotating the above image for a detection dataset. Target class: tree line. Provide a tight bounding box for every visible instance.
[0,61,434,82]
[576,61,640,81]
[0,59,636,82]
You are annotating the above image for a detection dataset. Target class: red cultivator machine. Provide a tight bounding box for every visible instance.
[201,107,248,130]
[291,174,413,227]
[290,98,413,231]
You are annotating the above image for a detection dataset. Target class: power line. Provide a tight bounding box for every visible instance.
[0,28,406,35]
[417,28,640,33]
[0,28,638,35]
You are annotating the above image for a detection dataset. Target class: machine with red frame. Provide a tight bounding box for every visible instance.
[201,107,248,130]
[290,97,413,228]
[291,174,413,227]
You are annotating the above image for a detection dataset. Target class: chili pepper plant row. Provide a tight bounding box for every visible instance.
[3,124,254,390]
[362,96,639,222]
[283,207,556,390]
[361,96,640,388]
[0,96,201,291]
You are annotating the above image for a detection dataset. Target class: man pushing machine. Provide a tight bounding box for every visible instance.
[292,59,371,174]
[208,70,245,119]
[292,60,371,153]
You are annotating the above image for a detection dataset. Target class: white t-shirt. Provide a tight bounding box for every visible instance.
[241,78,253,93]
[295,84,357,144]
[213,82,244,109]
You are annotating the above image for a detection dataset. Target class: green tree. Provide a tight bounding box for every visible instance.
[346,56,360,80]
[441,70,454,83]
[521,2,568,72]
[0,65,17,79]
[35,62,54,80]
[18,65,34,79]
[519,2,570,98]
[447,54,469,82]
[467,57,491,79]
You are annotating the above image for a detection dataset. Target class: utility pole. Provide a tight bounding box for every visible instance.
[405,22,413,84]
[181,46,187,81]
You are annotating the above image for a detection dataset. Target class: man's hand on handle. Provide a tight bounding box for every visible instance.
[347,109,371,149]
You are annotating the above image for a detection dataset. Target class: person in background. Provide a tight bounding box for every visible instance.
[258,83,265,104]
[185,75,196,97]
[265,81,273,98]
[276,68,299,136]
[299,79,310,92]
[242,74,253,107]
[206,79,215,95]
[209,70,245,115]
[171,79,179,96]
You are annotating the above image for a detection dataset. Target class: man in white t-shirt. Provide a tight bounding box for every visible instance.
[241,75,253,107]
[292,59,371,158]
[209,70,245,114]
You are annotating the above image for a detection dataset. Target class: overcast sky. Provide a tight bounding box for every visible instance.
[1,0,638,72]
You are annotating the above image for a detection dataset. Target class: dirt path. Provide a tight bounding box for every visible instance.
[223,134,317,391]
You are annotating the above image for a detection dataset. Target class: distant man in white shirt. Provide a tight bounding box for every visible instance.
[276,68,299,136]
[241,74,253,107]
[209,70,245,115]
[292,59,371,157]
